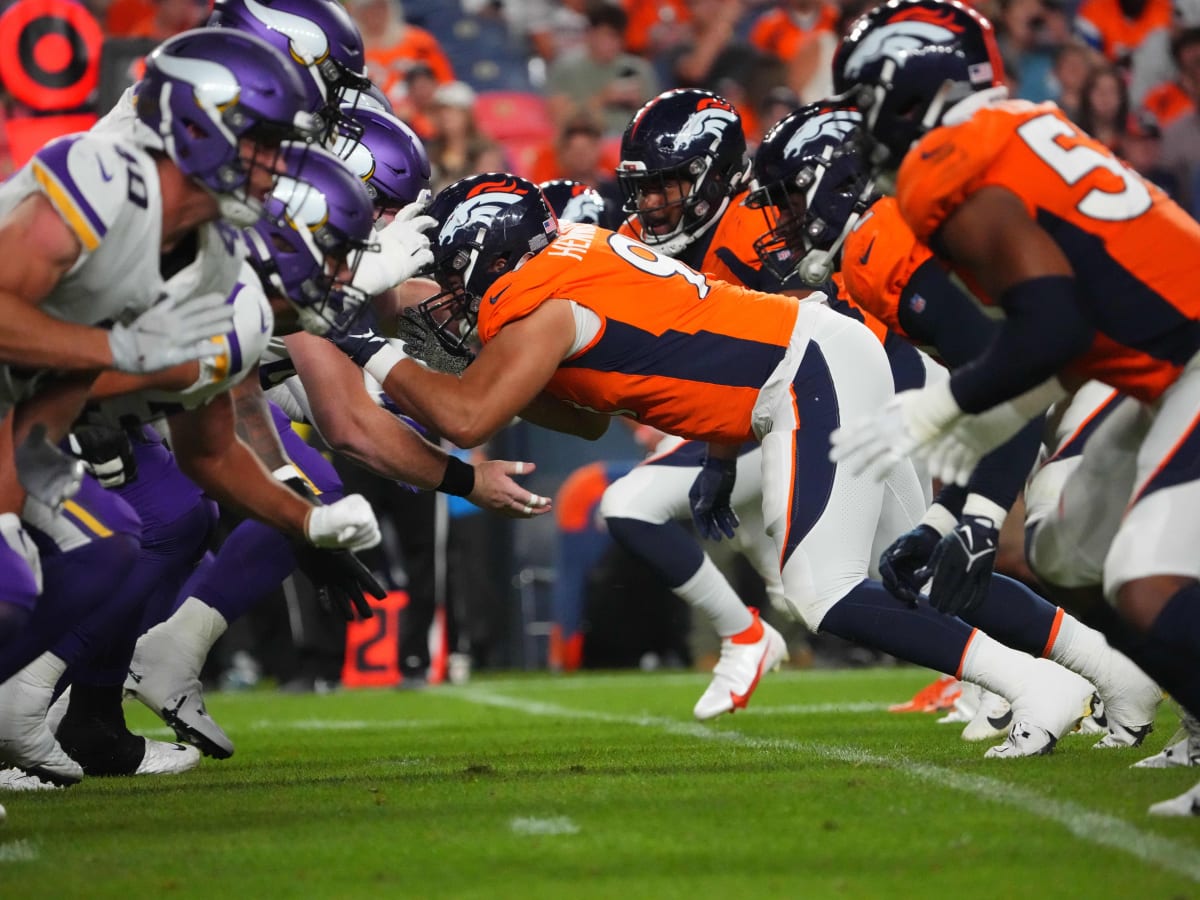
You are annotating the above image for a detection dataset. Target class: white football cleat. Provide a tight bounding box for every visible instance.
[0,654,83,786]
[1148,779,1200,817]
[938,682,979,725]
[0,767,63,791]
[124,673,234,761]
[1087,652,1161,749]
[985,659,1094,759]
[134,739,201,776]
[693,610,787,721]
[1133,709,1200,769]
[961,689,1012,742]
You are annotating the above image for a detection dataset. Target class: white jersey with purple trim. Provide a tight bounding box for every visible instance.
[81,264,273,427]
[90,84,164,151]
[0,131,244,413]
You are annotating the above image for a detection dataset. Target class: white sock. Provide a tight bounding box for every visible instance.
[1045,610,1116,686]
[139,596,228,674]
[673,556,754,638]
[959,631,1038,701]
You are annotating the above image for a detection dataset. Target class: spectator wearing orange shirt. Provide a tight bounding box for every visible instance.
[1142,27,1200,128]
[622,0,692,57]
[749,0,839,101]
[348,0,454,107]
[1075,0,1172,67]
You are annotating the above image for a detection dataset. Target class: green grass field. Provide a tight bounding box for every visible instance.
[2,667,1199,899]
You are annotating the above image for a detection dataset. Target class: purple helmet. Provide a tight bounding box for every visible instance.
[208,0,370,137]
[329,107,431,215]
[246,143,377,336]
[339,81,394,115]
[136,28,318,226]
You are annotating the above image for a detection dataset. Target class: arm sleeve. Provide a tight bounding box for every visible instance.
[964,415,1044,511]
[896,259,998,367]
[948,275,1094,414]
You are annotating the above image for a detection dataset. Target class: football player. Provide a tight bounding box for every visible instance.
[382,171,1097,758]
[830,0,1200,810]
[748,100,1160,746]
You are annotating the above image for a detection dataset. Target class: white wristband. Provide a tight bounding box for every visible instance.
[963,493,1008,527]
[920,502,960,537]
[272,464,301,482]
[363,343,405,384]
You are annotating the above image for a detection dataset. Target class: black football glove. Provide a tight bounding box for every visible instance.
[688,455,739,541]
[394,308,473,375]
[67,423,138,488]
[878,523,941,607]
[279,472,383,621]
[918,514,998,617]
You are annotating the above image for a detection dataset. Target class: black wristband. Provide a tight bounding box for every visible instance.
[436,455,475,497]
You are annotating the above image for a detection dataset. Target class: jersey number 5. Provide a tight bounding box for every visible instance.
[1016,114,1151,222]
[607,233,711,299]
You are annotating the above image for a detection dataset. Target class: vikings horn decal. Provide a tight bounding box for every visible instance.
[274,175,331,233]
[152,54,240,108]
[329,133,376,187]
[243,0,331,65]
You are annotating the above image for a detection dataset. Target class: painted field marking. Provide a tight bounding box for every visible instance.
[452,689,1200,884]
[510,816,580,836]
[0,839,39,863]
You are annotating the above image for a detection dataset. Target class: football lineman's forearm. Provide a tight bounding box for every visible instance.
[176,437,312,538]
[381,359,501,449]
[0,298,114,370]
[230,373,290,471]
[89,362,200,400]
[319,402,450,489]
[13,373,97,444]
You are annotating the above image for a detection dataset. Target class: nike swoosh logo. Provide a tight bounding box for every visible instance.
[919,144,952,163]
[858,236,876,266]
[98,158,114,182]
[490,284,511,305]
[729,641,775,711]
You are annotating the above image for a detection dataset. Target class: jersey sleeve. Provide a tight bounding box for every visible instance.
[894,112,1011,245]
[28,134,144,261]
[840,197,931,336]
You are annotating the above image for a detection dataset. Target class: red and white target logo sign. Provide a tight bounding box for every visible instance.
[0,0,102,111]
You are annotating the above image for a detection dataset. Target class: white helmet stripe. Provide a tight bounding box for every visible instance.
[244,0,331,65]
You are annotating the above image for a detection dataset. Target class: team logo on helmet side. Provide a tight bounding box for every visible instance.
[152,54,240,108]
[328,133,376,185]
[439,192,525,246]
[841,20,959,80]
[671,105,739,154]
[782,111,862,159]
[243,0,331,65]
[560,191,603,224]
[273,175,331,232]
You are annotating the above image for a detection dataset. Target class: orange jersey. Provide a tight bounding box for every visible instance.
[839,196,935,341]
[476,223,800,442]
[365,26,455,98]
[1075,0,1171,61]
[896,100,1200,403]
[618,191,794,294]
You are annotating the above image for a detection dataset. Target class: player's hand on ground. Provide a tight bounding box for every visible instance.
[470,460,551,518]
[918,514,998,617]
[108,291,236,373]
[878,523,941,606]
[689,456,739,540]
[304,494,381,551]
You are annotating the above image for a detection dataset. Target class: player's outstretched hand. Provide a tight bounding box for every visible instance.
[353,201,437,297]
[394,307,472,374]
[304,494,381,551]
[108,291,236,374]
[470,460,551,518]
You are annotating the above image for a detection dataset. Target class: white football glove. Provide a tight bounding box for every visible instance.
[922,378,1068,486]
[16,424,84,512]
[0,511,42,593]
[108,291,235,374]
[304,493,381,552]
[352,201,438,297]
[829,380,963,482]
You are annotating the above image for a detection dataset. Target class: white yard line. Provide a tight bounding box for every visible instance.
[0,839,39,863]
[452,689,1200,884]
[510,816,580,836]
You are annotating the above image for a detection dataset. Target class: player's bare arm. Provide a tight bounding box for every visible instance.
[519,392,609,440]
[382,298,575,449]
[0,194,116,371]
[229,374,291,472]
[169,390,315,538]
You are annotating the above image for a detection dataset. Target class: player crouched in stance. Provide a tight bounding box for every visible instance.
[828,0,1200,812]
[389,173,1095,758]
